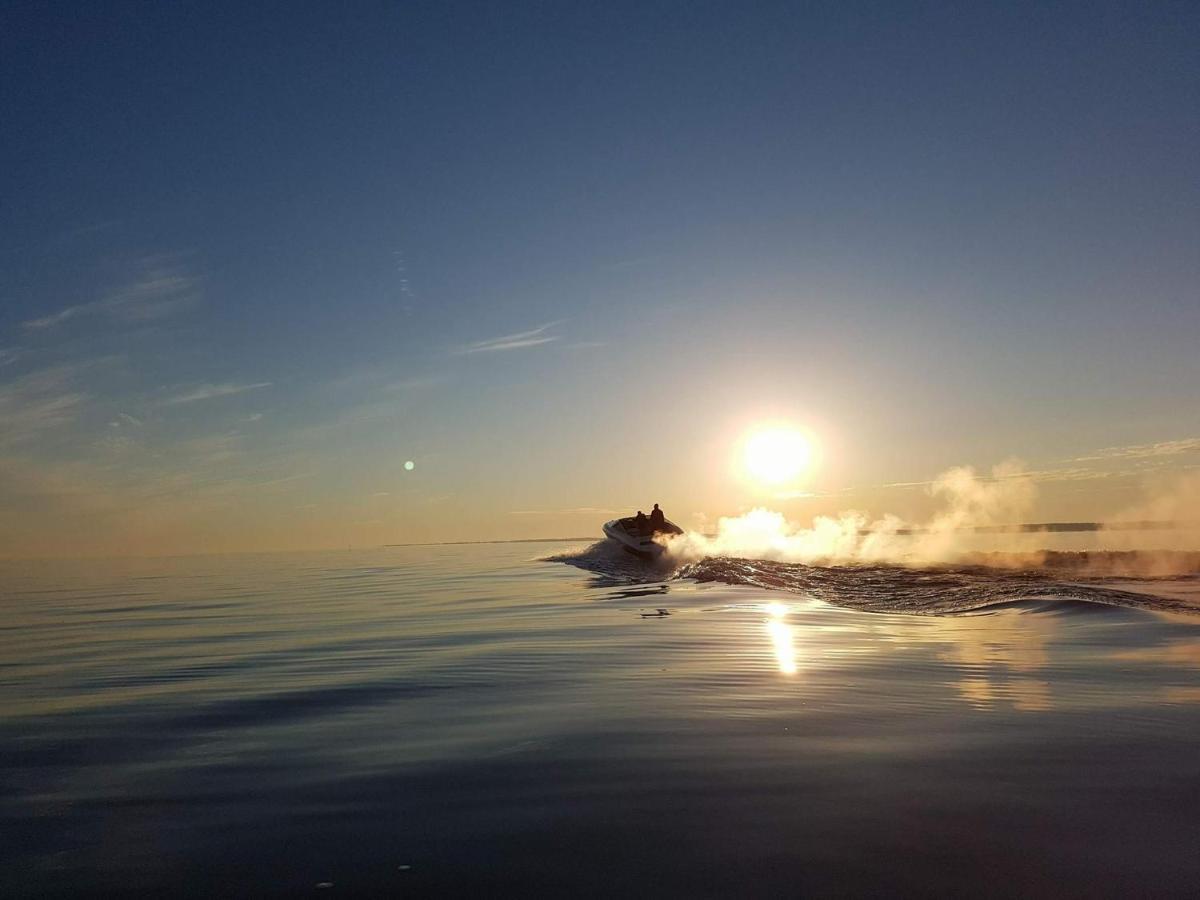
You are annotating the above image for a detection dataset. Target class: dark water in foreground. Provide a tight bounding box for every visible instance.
[3,543,1200,897]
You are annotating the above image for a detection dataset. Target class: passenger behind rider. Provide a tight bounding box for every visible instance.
[634,510,650,535]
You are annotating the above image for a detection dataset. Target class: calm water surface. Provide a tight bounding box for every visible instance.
[3,543,1200,896]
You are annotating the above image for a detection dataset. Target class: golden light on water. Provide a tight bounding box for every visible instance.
[765,601,789,618]
[742,425,815,487]
[765,601,798,675]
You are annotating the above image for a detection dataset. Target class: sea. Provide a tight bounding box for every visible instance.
[3,540,1200,897]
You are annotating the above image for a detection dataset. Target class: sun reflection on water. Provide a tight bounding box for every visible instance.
[765,602,798,675]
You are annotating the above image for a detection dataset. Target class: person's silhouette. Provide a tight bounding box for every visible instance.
[634,510,650,535]
[649,503,665,531]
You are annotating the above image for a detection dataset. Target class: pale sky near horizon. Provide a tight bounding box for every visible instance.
[1,2,1198,557]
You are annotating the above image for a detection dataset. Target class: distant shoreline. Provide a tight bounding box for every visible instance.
[384,537,597,548]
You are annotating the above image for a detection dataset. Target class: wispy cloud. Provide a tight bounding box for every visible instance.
[0,348,23,367]
[1026,467,1127,483]
[322,367,445,394]
[0,391,85,446]
[870,440,1200,495]
[775,490,831,500]
[0,412,321,556]
[876,466,1126,491]
[0,361,107,447]
[457,322,562,354]
[162,382,272,406]
[23,254,199,330]
[1071,438,1200,463]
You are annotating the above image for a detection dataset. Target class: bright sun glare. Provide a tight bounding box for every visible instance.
[743,426,814,486]
[739,427,816,487]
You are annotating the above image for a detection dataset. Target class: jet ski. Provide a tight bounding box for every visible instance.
[602,516,683,559]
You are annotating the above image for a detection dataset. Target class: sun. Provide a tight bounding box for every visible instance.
[742,426,814,486]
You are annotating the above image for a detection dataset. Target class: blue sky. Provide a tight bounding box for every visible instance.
[1,1,1197,555]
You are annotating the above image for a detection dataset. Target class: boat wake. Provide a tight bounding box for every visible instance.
[678,557,1200,616]
[547,543,1200,616]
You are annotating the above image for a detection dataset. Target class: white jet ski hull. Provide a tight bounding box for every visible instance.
[602,517,682,559]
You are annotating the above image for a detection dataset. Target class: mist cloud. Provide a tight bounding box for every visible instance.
[665,460,1040,566]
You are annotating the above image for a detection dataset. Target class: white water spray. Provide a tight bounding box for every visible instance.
[664,460,1039,566]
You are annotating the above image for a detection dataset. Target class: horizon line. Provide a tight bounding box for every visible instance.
[4,520,1196,563]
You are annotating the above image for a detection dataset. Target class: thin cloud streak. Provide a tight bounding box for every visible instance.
[871,466,1130,493]
[22,255,199,330]
[0,391,86,446]
[1071,438,1200,462]
[509,506,627,516]
[162,382,272,406]
[0,359,117,447]
[457,322,562,354]
[775,490,839,500]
